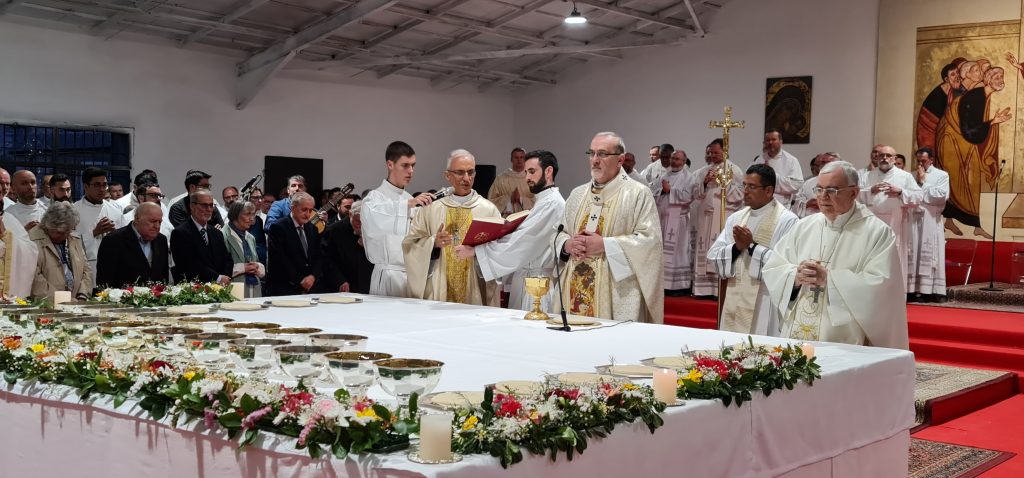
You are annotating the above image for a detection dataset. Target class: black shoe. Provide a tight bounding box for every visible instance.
[933,295,948,303]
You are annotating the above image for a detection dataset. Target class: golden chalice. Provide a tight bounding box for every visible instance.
[523,277,551,321]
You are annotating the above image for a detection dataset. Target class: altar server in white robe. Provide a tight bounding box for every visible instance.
[363,141,435,297]
[7,171,46,230]
[455,150,565,311]
[793,152,840,217]
[692,139,744,297]
[488,147,534,216]
[658,150,697,293]
[751,129,804,208]
[74,167,125,284]
[404,149,501,306]
[640,144,672,194]
[622,152,645,184]
[0,207,39,298]
[708,164,798,335]
[556,132,663,323]
[763,161,908,349]
[907,148,950,300]
[858,144,922,282]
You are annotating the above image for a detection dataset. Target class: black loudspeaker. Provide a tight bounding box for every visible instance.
[264,156,324,205]
[474,164,497,198]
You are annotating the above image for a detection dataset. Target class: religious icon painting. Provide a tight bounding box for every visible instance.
[764,76,813,144]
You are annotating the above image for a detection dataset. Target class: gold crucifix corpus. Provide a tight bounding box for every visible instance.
[708,106,745,162]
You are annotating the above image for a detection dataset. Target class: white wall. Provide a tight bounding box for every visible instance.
[0,21,515,199]
[513,0,881,188]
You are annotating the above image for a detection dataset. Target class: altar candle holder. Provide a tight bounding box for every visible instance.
[800,343,816,359]
[408,411,462,464]
[653,368,678,404]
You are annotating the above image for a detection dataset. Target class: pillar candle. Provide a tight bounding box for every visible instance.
[800,343,816,359]
[653,368,678,404]
[53,291,72,305]
[230,283,245,300]
[419,412,454,461]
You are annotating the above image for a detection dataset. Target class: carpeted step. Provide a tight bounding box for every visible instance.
[664,315,716,329]
[664,296,718,329]
[910,338,1024,376]
[913,362,1019,429]
[908,305,1024,349]
[913,394,1024,478]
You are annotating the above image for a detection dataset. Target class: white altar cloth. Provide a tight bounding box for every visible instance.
[0,293,915,477]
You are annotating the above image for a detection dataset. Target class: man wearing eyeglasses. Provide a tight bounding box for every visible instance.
[751,129,804,208]
[554,132,663,323]
[404,149,501,306]
[793,152,840,217]
[170,189,232,286]
[488,147,534,216]
[707,164,799,335]
[122,182,174,239]
[858,144,922,281]
[73,166,126,284]
[692,139,745,299]
[169,170,225,229]
[762,160,908,349]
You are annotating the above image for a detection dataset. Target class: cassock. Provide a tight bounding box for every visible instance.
[403,191,501,306]
[7,201,46,227]
[657,168,696,290]
[707,201,798,335]
[555,169,663,323]
[74,198,126,285]
[858,167,922,281]
[792,176,820,218]
[692,161,744,296]
[475,186,565,312]
[488,169,534,216]
[762,203,909,349]
[0,215,39,298]
[753,150,804,208]
[362,180,413,297]
[908,166,950,295]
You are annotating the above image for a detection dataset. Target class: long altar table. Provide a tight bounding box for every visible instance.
[0,293,915,477]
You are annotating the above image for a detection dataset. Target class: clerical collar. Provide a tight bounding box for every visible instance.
[749,200,775,217]
[535,186,558,200]
[84,197,104,206]
[449,192,473,205]
[383,178,405,193]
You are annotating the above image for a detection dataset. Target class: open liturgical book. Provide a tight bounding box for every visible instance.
[460,210,530,247]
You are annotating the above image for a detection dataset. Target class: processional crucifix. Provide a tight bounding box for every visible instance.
[708,106,744,327]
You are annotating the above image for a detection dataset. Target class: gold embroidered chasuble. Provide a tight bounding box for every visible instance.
[403,191,501,306]
[557,169,664,323]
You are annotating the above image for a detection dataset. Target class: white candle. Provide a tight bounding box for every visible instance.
[653,368,678,404]
[53,291,72,305]
[230,283,245,300]
[800,343,815,359]
[419,412,454,462]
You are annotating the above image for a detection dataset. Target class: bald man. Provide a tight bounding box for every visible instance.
[7,170,45,230]
[96,202,170,287]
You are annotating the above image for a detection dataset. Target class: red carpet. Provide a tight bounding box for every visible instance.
[913,395,1024,478]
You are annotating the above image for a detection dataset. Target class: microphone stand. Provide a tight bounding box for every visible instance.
[547,224,571,332]
[980,160,1006,292]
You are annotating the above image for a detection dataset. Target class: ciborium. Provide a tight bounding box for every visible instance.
[523,277,551,321]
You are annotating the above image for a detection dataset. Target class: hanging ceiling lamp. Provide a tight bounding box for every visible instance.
[564,2,587,24]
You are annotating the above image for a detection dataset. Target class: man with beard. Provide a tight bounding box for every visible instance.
[7,170,45,230]
[404,149,501,305]
[455,150,566,312]
[859,144,922,281]
[48,174,73,203]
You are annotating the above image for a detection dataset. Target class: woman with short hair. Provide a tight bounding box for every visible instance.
[222,200,265,298]
[30,202,93,300]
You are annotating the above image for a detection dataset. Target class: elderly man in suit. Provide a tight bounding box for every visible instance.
[96,202,169,288]
[170,190,232,285]
[322,200,373,294]
[30,202,93,300]
[267,191,322,295]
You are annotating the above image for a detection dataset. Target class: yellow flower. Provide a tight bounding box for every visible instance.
[773,345,785,353]
[14,297,28,305]
[210,284,223,292]
[684,369,703,382]
[622,383,639,391]
[97,290,109,299]
[183,371,196,381]
[461,415,479,431]
[356,406,379,421]
[30,343,46,353]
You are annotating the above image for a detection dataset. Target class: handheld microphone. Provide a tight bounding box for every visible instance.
[547,224,571,332]
[415,187,453,207]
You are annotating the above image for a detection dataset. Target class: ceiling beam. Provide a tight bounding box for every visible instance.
[179,0,270,47]
[89,0,155,38]
[682,0,705,37]
[572,0,694,31]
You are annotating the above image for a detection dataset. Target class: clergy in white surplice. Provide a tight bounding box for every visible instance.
[456,150,566,312]
[657,150,697,292]
[692,140,744,297]
[7,170,46,230]
[858,145,923,282]
[404,149,501,306]
[73,168,125,284]
[639,144,672,195]
[0,212,39,298]
[792,152,840,218]
[362,141,435,298]
[751,130,804,208]
[763,161,908,349]
[556,132,663,323]
[488,148,534,216]
[708,164,799,336]
[907,148,950,300]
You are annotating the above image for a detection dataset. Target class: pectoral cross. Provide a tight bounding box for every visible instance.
[810,260,828,304]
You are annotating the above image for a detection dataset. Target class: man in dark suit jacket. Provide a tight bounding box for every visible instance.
[170,190,232,284]
[169,170,224,228]
[266,191,322,295]
[96,203,170,288]
[321,204,372,294]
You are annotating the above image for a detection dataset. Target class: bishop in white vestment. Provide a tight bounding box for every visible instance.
[752,131,804,208]
[858,146,922,282]
[404,150,501,306]
[762,161,908,349]
[907,149,950,297]
[657,152,697,291]
[556,133,663,323]
[708,165,798,335]
[692,142,744,297]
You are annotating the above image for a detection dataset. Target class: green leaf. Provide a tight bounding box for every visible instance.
[241,428,259,448]
[239,394,259,414]
[113,392,127,409]
[333,388,350,401]
[218,411,242,429]
[372,404,392,424]
[4,371,17,384]
[332,441,349,460]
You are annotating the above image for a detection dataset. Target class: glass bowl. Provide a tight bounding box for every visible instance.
[59,316,106,337]
[375,358,444,407]
[223,322,282,338]
[227,338,290,376]
[264,327,322,345]
[309,333,368,350]
[275,345,340,381]
[141,326,203,354]
[98,320,155,349]
[184,332,247,370]
[178,316,235,332]
[325,351,392,398]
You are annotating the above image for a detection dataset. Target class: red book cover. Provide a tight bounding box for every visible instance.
[461,210,530,247]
